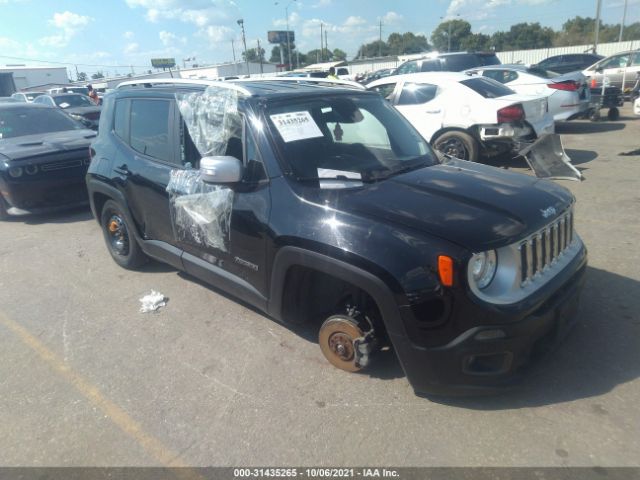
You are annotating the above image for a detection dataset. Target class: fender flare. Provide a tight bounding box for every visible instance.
[267,246,406,337]
[86,178,143,243]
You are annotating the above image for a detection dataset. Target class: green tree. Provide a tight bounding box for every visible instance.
[242,47,266,63]
[431,20,472,52]
[76,72,88,82]
[91,71,105,80]
[269,43,298,67]
[306,48,333,63]
[357,40,391,58]
[332,48,347,61]
[387,32,430,54]
[461,33,491,51]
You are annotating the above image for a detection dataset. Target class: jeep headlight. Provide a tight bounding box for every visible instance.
[469,250,497,289]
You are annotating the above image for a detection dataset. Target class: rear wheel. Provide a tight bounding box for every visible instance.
[607,107,620,121]
[433,131,479,162]
[0,196,8,221]
[100,199,147,269]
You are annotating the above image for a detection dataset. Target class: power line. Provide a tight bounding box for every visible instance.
[0,54,152,69]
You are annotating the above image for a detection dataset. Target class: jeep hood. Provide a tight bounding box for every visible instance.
[306,159,574,251]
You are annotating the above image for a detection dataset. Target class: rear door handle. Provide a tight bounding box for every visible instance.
[426,109,441,114]
[114,164,131,176]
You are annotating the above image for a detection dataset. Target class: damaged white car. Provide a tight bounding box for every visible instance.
[366,72,555,162]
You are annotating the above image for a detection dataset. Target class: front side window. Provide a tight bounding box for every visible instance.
[369,82,397,100]
[130,99,172,163]
[599,54,629,69]
[397,83,438,105]
[420,60,442,72]
[396,61,419,75]
[265,94,436,183]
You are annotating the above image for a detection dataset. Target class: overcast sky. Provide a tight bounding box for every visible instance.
[0,0,638,76]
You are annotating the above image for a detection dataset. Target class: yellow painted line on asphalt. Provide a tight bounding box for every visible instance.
[0,310,200,474]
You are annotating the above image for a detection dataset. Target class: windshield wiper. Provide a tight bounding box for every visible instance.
[295,175,369,183]
[369,161,428,181]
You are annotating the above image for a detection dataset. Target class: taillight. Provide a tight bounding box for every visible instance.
[497,104,525,123]
[548,81,579,91]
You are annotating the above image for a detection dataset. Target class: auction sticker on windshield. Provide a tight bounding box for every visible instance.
[270,111,324,142]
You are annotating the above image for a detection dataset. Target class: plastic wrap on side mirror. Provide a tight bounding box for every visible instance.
[200,156,242,184]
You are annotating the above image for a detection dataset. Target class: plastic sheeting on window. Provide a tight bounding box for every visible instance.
[166,169,233,252]
[175,86,242,157]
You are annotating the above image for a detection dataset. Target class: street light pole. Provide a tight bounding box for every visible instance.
[618,0,628,42]
[237,19,250,76]
[285,0,296,70]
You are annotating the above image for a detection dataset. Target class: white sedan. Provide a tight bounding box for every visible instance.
[464,65,591,122]
[366,72,554,162]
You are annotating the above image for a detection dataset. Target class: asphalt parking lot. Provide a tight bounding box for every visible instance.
[0,105,638,468]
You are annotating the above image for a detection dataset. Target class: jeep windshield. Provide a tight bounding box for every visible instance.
[265,94,437,183]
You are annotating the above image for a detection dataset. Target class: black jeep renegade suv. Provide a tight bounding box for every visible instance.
[86,78,587,396]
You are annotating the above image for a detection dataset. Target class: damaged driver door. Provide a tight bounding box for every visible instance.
[170,92,271,306]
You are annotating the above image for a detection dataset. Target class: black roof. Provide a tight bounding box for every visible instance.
[114,80,370,101]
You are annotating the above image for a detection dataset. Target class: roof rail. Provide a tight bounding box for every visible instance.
[233,76,365,90]
[115,78,252,96]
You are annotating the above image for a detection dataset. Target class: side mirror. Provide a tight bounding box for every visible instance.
[595,67,604,73]
[200,156,242,184]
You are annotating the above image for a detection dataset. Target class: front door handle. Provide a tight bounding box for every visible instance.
[114,164,131,176]
[426,109,441,114]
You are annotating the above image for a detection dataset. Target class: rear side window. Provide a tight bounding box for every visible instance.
[420,60,442,72]
[443,55,477,71]
[130,99,172,163]
[336,68,349,76]
[483,70,518,84]
[478,54,500,66]
[113,100,127,140]
[460,77,515,98]
[397,83,438,105]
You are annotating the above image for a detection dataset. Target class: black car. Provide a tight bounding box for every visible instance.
[86,79,586,396]
[394,52,501,75]
[535,53,604,75]
[0,103,96,218]
[33,93,101,130]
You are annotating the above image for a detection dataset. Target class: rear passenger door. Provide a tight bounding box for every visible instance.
[391,81,442,142]
[111,97,179,247]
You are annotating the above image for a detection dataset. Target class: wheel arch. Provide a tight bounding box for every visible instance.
[268,246,406,338]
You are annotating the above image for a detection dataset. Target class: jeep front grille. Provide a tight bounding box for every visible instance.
[40,159,84,171]
[519,209,574,286]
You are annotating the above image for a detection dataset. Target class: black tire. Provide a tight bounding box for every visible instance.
[100,199,147,269]
[607,107,620,121]
[0,196,8,221]
[433,131,479,162]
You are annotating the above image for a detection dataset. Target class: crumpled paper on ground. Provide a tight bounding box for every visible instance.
[139,290,167,313]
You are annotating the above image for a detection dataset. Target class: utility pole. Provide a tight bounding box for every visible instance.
[257,39,264,73]
[284,0,296,70]
[237,19,250,76]
[379,19,383,57]
[618,0,628,42]
[594,0,602,53]
[231,39,236,62]
[75,65,80,82]
[320,22,323,62]
[324,30,328,61]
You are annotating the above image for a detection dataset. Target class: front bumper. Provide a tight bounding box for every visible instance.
[1,174,89,216]
[389,244,587,396]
